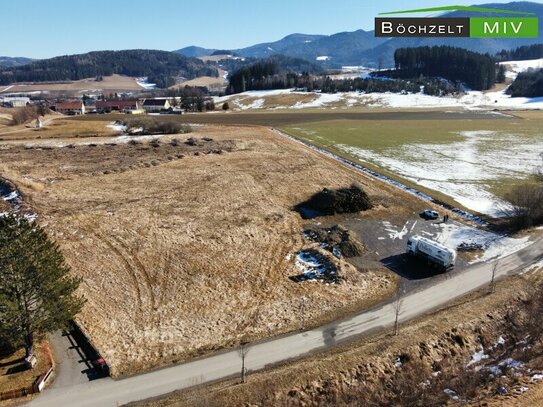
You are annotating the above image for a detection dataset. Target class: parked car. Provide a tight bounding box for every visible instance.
[92,357,109,376]
[420,209,439,220]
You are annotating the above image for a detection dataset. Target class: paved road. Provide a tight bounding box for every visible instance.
[48,329,104,389]
[29,235,543,407]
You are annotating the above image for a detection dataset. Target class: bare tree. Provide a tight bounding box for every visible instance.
[393,286,404,336]
[489,260,499,294]
[501,184,543,229]
[239,340,250,383]
[535,152,543,182]
[300,296,306,330]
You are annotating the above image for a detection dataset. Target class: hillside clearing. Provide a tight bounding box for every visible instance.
[0,74,148,95]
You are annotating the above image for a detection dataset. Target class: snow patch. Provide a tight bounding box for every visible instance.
[107,122,128,132]
[136,77,156,89]
[467,347,489,366]
[2,191,20,201]
[383,221,410,241]
[434,222,530,263]
[316,56,330,61]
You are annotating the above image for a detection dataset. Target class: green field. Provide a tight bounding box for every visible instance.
[282,112,543,217]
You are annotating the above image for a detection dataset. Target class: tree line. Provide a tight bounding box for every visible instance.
[166,86,215,112]
[228,64,461,97]
[393,46,497,91]
[0,50,218,88]
[497,44,543,61]
[227,54,321,94]
[506,68,543,98]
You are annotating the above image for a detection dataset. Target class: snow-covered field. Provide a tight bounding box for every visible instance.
[215,59,543,111]
[336,129,543,217]
[501,58,543,79]
[432,222,531,263]
[216,85,543,111]
[135,77,156,90]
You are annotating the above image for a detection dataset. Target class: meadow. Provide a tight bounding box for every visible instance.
[283,111,543,217]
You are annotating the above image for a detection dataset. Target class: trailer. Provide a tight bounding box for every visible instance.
[406,235,456,269]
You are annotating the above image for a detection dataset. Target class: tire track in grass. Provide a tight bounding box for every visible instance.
[111,235,158,326]
[99,234,144,325]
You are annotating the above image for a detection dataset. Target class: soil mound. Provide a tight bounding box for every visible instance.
[304,225,364,258]
[296,184,372,219]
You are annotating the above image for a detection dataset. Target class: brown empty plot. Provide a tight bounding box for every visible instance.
[0,123,436,376]
[0,74,145,94]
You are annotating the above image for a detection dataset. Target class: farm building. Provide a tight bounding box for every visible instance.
[143,98,171,112]
[96,100,141,113]
[1,97,30,107]
[54,101,85,115]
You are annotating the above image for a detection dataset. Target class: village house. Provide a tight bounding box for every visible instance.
[1,97,30,107]
[142,98,171,113]
[96,100,141,113]
[54,101,85,115]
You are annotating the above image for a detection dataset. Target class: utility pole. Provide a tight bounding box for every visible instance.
[239,341,250,384]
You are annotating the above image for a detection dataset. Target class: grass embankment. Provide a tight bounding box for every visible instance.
[0,342,50,394]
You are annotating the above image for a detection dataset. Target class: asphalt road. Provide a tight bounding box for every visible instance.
[29,234,543,407]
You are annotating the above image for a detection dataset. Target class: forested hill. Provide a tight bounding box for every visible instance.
[497,44,543,61]
[0,50,218,88]
[393,46,497,91]
[0,56,33,68]
[507,69,543,97]
[227,54,322,94]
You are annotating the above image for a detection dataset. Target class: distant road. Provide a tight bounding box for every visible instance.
[29,235,543,407]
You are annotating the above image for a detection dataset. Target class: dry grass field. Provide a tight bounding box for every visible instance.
[172,69,227,90]
[0,74,145,94]
[0,121,441,377]
[136,267,543,407]
[0,118,119,142]
[0,342,50,394]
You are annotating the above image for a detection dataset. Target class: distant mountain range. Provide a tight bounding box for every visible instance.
[177,1,543,67]
[0,56,33,68]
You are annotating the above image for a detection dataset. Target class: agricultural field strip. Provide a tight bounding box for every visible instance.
[30,234,543,407]
[272,128,487,226]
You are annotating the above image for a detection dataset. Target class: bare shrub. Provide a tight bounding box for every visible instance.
[185,137,200,146]
[11,106,40,125]
[122,118,191,135]
[503,184,543,230]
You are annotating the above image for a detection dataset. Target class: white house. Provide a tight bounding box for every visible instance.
[142,98,171,112]
[54,101,85,115]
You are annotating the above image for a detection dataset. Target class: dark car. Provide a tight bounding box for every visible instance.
[92,357,109,376]
[420,209,439,220]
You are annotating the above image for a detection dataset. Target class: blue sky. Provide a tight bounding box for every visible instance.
[1,0,534,58]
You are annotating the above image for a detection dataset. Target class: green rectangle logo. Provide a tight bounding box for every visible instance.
[470,17,538,38]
